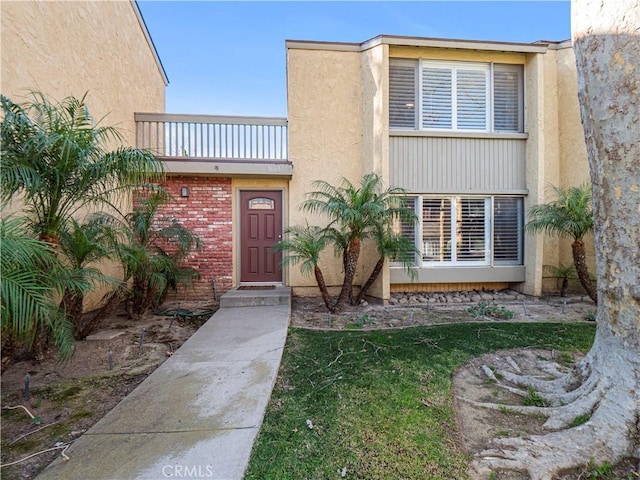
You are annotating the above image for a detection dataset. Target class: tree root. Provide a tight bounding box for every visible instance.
[466,350,640,479]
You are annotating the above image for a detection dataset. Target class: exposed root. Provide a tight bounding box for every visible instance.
[461,382,603,429]
[480,362,602,409]
[488,360,586,395]
[472,412,635,480]
[467,347,640,480]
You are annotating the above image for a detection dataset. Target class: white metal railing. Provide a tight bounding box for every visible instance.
[135,113,288,161]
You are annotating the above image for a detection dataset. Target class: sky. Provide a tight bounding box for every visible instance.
[137,1,571,117]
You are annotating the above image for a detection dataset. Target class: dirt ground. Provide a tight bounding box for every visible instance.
[0,299,217,480]
[2,292,635,479]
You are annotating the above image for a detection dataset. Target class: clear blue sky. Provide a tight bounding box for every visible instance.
[137,1,571,117]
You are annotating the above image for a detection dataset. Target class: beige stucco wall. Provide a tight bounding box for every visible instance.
[1,0,165,146]
[287,47,365,295]
[1,0,166,309]
[358,44,389,300]
[523,45,593,294]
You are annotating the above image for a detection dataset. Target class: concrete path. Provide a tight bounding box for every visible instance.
[37,294,290,480]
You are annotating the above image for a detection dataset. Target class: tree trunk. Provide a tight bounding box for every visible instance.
[313,265,335,313]
[62,289,85,340]
[560,277,568,297]
[571,239,597,303]
[573,0,640,354]
[83,284,128,337]
[355,257,384,305]
[334,238,360,311]
[472,2,640,476]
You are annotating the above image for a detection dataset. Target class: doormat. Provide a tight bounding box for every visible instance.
[237,285,276,290]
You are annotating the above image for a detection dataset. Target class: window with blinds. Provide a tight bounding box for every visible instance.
[390,196,523,267]
[389,59,523,133]
[456,69,488,130]
[457,199,487,261]
[422,68,452,129]
[493,197,523,264]
[422,199,452,261]
[391,197,418,264]
[494,65,524,132]
[389,59,417,129]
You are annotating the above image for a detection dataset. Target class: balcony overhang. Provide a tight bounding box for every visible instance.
[161,157,293,177]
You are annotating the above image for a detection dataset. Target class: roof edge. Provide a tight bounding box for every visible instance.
[287,34,560,54]
[131,0,169,86]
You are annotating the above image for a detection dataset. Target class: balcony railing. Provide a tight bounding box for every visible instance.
[135,113,288,162]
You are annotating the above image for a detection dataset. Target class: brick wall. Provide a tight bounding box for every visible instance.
[155,176,233,302]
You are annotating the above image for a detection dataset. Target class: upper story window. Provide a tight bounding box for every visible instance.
[389,59,524,133]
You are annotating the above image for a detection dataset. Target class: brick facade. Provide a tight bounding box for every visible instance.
[156,176,233,302]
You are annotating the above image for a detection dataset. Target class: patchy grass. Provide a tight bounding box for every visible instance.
[246,322,595,480]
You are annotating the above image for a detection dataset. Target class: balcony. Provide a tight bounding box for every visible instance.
[135,113,292,177]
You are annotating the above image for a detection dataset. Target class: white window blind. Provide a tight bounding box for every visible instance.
[389,60,417,129]
[494,65,523,132]
[493,197,523,264]
[422,199,452,262]
[456,69,488,130]
[389,59,524,133]
[389,196,524,268]
[422,67,452,129]
[457,199,487,261]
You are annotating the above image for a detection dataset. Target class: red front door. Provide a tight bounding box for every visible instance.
[240,190,283,283]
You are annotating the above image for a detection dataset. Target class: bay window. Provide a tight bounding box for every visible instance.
[390,59,524,133]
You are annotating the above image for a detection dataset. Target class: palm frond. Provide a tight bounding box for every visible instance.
[525,183,593,241]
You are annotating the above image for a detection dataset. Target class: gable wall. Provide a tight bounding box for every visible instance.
[1,0,165,149]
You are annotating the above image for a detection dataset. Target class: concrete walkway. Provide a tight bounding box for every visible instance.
[37,288,290,480]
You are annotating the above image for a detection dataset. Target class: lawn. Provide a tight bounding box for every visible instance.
[246,322,595,480]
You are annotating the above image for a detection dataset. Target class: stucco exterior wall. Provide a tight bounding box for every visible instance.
[286,47,364,293]
[1,1,165,147]
[1,0,166,309]
[359,44,389,300]
[538,49,563,292]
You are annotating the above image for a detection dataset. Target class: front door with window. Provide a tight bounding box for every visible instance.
[240,190,283,283]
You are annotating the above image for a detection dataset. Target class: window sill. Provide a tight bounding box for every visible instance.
[389,130,529,140]
[390,265,525,284]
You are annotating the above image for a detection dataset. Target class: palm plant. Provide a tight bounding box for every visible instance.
[274,224,334,312]
[354,224,418,305]
[105,189,201,320]
[58,218,121,339]
[526,183,596,303]
[543,263,577,297]
[0,214,78,359]
[300,173,412,311]
[0,92,163,246]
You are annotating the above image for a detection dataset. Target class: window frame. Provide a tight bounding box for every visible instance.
[389,58,524,134]
[392,195,524,268]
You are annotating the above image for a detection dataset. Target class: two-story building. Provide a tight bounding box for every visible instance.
[284,35,590,300]
[2,1,591,304]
